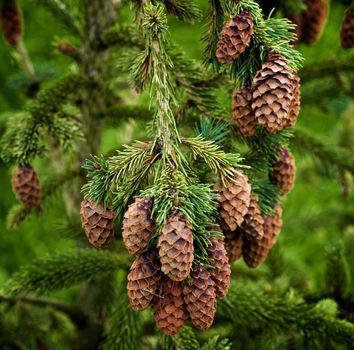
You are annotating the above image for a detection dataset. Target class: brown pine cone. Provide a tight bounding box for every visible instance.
[341,8,354,49]
[301,0,328,45]
[1,1,22,46]
[284,72,301,128]
[216,11,254,64]
[158,212,194,282]
[240,194,264,241]
[122,197,155,255]
[127,252,161,311]
[215,171,251,231]
[270,147,296,196]
[222,224,244,263]
[80,198,115,249]
[183,265,217,330]
[207,235,231,299]
[232,82,257,137]
[243,204,282,268]
[286,12,304,44]
[12,165,40,209]
[252,51,295,133]
[153,276,188,335]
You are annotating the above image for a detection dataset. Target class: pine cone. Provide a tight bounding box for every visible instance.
[183,265,217,330]
[222,222,244,263]
[341,8,354,49]
[232,83,257,137]
[243,205,282,268]
[158,212,194,282]
[12,165,40,209]
[207,234,231,299]
[215,171,251,231]
[127,252,161,311]
[123,197,155,255]
[270,147,296,196]
[241,194,264,241]
[153,276,188,335]
[80,198,114,249]
[286,12,304,44]
[284,72,301,128]
[216,11,254,64]
[252,51,295,133]
[301,0,328,45]
[1,1,22,46]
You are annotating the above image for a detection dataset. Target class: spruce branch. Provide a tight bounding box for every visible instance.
[162,0,202,23]
[3,249,131,296]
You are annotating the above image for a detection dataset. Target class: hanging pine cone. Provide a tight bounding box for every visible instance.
[122,197,155,255]
[207,234,231,299]
[216,11,254,64]
[183,265,217,331]
[127,252,161,311]
[301,0,328,45]
[158,212,194,282]
[153,276,188,335]
[341,8,354,49]
[0,1,22,46]
[243,205,283,268]
[215,171,251,231]
[232,82,257,137]
[240,194,264,241]
[270,147,296,196]
[80,198,114,249]
[283,72,301,128]
[12,165,40,209]
[286,12,304,44]
[221,221,244,263]
[252,51,295,133]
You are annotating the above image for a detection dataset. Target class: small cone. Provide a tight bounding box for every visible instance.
[241,194,264,241]
[183,265,217,331]
[123,197,155,255]
[221,221,244,263]
[243,205,283,268]
[215,171,251,231]
[207,233,231,299]
[232,82,257,137]
[252,51,295,133]
[0,1,22,46]
[284,72,301,128]
[301,0,328,45]
[127,252,161,311]
[158,212,194,282]
[153,277,188,335]
[12,165,40,209]
[270,147,296,196]
[341,8,354,49]
[216,11,254,64]
[80,198,115,249]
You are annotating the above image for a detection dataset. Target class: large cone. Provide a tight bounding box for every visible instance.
[301,0,328,45]
[232,82,257,137]
[215,171,251,231]
[252,51,295,133]
[127,252,161,311]
[80,198,115,249]
[158,212,194,282]
[341,8,354,49]
[221,221,244,263]
[243,205,283,268]
[122,197,155,255]
[153,277,188,335]
[207,234,231,299]
[216,11,254,64]
[1,1,22,46]
[240,194,264,241]
[12,165,40,209]
[284,72,301,128]
[183,265,217,331]
[270,147,296,196]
